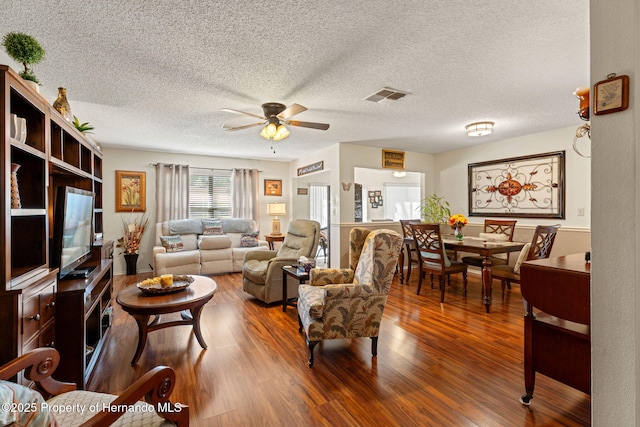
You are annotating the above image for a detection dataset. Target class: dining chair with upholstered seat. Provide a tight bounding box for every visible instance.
[461,219,518,267]
[411,223,468,302]
[491,224,560,293]
[398,219,422,283]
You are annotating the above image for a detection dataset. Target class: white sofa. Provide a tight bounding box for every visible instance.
[153,218,268,275]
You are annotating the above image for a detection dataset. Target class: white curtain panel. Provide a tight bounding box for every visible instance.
[231,168,260,223]
[155,163,190,222]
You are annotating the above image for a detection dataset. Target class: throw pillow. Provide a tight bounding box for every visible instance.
[240,231,259,248]
[513,243,532,274]
[159,235,184,253]
[202,219,224,235]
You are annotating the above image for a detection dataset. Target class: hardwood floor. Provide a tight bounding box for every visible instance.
[88,270,590,426]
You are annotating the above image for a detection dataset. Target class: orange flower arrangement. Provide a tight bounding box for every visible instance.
[448,214,468,228]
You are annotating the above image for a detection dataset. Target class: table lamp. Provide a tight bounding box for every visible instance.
[267,203,286,235]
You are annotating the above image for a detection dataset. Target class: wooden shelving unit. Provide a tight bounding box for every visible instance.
[0,64,109,387]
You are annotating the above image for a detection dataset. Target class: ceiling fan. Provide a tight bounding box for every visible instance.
[222,103,330,141]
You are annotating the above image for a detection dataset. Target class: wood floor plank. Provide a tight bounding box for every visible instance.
[87,270,590,426]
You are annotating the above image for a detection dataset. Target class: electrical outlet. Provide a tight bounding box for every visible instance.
[577,208,584,216]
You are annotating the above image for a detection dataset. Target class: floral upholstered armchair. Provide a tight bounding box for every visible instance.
[297,227,403,367]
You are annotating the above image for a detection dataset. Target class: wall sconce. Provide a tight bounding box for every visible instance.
[465,121,494,137]
[574,86,590,121]
[267,202,286,235]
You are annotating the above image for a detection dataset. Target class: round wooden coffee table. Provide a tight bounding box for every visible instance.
[116,275,218,365]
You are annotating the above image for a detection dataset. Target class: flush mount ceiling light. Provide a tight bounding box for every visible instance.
[393,171,407,178]
[465,121,494,137]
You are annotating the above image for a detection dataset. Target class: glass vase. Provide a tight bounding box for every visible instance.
[454,224,464,241]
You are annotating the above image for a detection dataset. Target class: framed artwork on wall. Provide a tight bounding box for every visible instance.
[116,170,146,212]
[593,74,629,115]
[468,151,565,218]
[382,149,405,170]
[264,179,282,196]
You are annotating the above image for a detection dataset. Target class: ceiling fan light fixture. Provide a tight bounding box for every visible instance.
[465,121,494,137]
[273,124,289,141]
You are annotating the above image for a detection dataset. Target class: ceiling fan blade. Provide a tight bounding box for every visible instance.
[277,103,307,120]
[221,108,266,120]
[222,122,264,131]
[286,120,330,131]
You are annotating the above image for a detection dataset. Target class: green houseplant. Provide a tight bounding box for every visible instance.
[2,32,45,85]
[73,116,95,134]
[418,193,451,223]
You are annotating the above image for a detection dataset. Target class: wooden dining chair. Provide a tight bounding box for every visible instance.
[491,224,560,293]
[461,219,518,267]
[410,223,467,303]
[399,219,421,283]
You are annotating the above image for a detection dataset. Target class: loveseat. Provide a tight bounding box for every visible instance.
[153,218,268,275]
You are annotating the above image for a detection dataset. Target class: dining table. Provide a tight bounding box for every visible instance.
[399,236,525,313]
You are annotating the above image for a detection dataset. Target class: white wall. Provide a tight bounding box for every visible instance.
[434,126,591,228]
[590,0,638,424]
[354,168,422,222]
[103,148,290,275]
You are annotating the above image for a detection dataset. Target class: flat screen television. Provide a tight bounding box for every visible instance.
[51,186,95,279]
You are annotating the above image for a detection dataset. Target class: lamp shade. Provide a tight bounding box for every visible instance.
[267,203,286,216]
[465,121,494,137]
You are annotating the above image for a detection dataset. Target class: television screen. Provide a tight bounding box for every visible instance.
[51,186,95,279]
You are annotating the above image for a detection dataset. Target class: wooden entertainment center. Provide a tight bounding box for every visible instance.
[0,65,113,388]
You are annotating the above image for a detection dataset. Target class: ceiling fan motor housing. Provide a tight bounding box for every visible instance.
[262,103,286,117]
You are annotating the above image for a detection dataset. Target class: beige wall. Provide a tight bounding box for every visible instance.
[103,148,289,275]
[590,0,638,424]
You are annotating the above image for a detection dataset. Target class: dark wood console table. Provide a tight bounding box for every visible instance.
[519,253,590,405]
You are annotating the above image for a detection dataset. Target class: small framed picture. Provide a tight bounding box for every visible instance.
[368,191,375,197]
[264,179,282,196]
[594,74,629,115]
[382,149,405,170]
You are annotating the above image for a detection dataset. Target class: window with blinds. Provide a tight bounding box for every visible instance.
[189,171,232,218]
[383,183,421,221]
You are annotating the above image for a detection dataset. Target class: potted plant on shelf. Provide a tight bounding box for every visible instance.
[2,32,45,92]
[116,214,149,275]
[73,116,95,134]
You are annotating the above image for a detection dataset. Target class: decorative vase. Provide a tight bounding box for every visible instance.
[52,87,72,122]
[124,253,139,275]
[10,163,21,209]
[454,224,464,241]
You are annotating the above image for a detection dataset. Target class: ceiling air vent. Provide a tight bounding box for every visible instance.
[365,87,410,103]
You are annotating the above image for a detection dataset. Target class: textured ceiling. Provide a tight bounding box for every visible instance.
[0,1,589,161]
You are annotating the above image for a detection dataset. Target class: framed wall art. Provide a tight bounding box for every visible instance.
[116,170,146,212]
[468,151,565,218]
[264,179,282,196]
[594,74,629,115]
[382,149,405,170]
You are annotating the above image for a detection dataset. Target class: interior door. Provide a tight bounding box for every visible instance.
[309,184,330,267]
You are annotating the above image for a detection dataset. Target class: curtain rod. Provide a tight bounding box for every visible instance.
[149,164,263,172]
